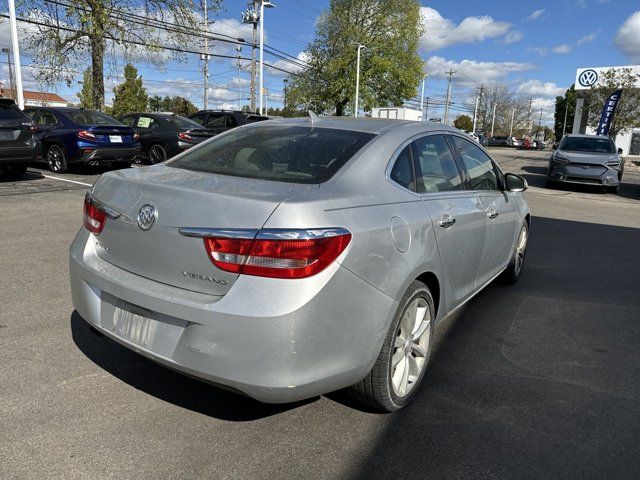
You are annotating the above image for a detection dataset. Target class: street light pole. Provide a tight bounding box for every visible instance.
[509,108,516,137]
[562,102,569,137]
[7,0,24,109]
[2,48,15,101]
[258,1,275,116]
[472,85,484,133]
[354,44,365,118]
[420,74,429,121]
[491,103,497,137]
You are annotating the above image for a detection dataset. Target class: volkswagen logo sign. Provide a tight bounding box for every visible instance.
[137,204,157,231]
[578,69,598,88]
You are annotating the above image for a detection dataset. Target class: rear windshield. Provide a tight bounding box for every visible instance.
[63,109,123,126]
[163,115,201,129]
[168,125,376,184]
[560,137,615,153]
[0,102,26,120]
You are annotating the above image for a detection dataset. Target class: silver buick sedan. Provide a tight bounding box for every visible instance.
[70,116,530,412]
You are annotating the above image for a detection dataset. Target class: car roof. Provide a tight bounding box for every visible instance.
[261,116,462,135]
[563,134,612,139]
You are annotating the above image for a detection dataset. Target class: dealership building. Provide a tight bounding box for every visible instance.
[573,65,640,157]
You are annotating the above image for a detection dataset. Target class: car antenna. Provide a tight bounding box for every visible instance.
[307,110,320,125]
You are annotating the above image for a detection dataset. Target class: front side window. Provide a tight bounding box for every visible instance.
[412,135,463,193]
[190,113,206,125]
[204,114,225,128]
[451,135,498,191]
[169,125,375,184]
[390,145,416,191]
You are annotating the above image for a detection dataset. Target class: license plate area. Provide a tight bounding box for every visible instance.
[0,130,18,141]
[109,135,122,143]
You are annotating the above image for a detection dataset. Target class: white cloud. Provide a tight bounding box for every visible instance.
[532,47,548,56]
[527,9,546,21]
[552,44,572,54]
[615,11,640,63]
[531,97,556,123]
[577,31,598,45]
[420,7,512,51]
[426,56,536,87]
[504,31,523,44]
[516,80,565,97]
[267,51,309,76]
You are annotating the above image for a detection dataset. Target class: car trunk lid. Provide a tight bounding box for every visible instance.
[91,165,310,296]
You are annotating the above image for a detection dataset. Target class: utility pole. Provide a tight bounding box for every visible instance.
[242,2,259,112]
[491,103,497,137]
[424,97,430,122]
[472,84,484,133]
[526,97,533,136]
[258,1,275,115]
[7,0,24,109]
[236,45,242,110]
[202,0,210,110]
[562,101,569,137]
[538,108,543,140]
[509,108,516,137]
[420,74,429,121]
[443,68,455,125]
[283,78,288,111]
[2,48,15,101]
[354,43,366,117]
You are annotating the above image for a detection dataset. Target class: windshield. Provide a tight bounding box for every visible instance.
[168,125,376,184]
[560,137,615,153]
[63,109,123,126]
[163,115,202,129]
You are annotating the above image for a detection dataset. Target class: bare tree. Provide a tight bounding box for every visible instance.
[468,83,530,136]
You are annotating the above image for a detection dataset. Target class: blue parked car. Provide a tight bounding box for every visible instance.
[24,107,141,173]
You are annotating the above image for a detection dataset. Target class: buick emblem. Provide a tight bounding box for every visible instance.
[137,204,157,231]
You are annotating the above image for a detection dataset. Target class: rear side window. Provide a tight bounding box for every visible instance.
[0,102,25,120]
[168,125,375,184]
[204,114,225,128]
[37,111,58,126]
[137,116,157,129]
[412,135,463,193]
[450,136,498,191]
[390,145,416,191]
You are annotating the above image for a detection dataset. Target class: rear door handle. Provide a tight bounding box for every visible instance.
[487,210,499,220]
[438,217,456,228]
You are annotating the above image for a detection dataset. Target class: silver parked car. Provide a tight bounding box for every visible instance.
[70,117,530,411]
[547,134,624,193]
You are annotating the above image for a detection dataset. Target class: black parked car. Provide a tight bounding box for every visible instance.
[189,110,268,136]
[487,136,515,147]
[24,107,141,173]
[120,112,218,164]
[0,97,37,180]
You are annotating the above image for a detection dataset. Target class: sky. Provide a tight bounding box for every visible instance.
[1,0,640,126]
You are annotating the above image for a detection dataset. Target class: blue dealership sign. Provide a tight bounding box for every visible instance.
[596,89,623,136]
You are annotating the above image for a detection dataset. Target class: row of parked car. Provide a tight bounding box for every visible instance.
[0,96,268,178]
[486,136,547,150]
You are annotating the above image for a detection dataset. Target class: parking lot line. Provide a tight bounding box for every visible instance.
[26,171,93,187]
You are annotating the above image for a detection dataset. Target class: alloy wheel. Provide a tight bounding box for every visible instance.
[514,225,528,275]
[47,146,64,172]
[149,145,166,164]
[391,297,432,397]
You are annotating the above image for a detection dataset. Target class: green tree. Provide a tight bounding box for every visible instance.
[586,68,640,138]
[453,114,473,131]
[554,85,576,140]
[76,68,93,108]
[27,0,221,110]
[286,0,424,116]
[111,64,148,117]
[148,95,164,112]
[147,95,197,116]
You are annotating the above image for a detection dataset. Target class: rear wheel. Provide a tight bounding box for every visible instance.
[0,163,27,180]
[148,144,167,164]
[501,222,528,284]
[351,281,435,412]
[607,185,621,195]
[46,144,68,173]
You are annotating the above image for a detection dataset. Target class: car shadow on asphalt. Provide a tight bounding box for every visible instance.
[69,311,316,421]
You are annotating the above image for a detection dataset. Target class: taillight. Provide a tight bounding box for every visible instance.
[29,123,37,133]
[178,132,192,141]
[83,194,107,234]
[203,229,351,279]
[133,133,140,141]
[77,130,96,141]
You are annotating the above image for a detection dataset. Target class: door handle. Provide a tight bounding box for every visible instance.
[438,217,456,228]
[487,210,499,220]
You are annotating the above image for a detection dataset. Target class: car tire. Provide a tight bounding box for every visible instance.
[501,221,529,285]
[0,163,27,180]
[351,280,435,412]
[607,185,621,195]
[46,144,68,173]
[148,144,167,164]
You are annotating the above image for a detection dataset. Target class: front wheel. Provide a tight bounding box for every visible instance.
[501,222,528,284]
[351,281,435,412]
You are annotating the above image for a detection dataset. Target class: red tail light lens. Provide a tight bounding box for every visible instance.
[77,130,96,141]
[178,132,192,141]
[203,229,351,279]
[83,194,107,235]
[133,133,140,141]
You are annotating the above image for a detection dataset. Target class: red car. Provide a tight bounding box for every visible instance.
[518,138,533,150]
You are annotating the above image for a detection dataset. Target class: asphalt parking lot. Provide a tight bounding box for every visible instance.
[1,149,639,479]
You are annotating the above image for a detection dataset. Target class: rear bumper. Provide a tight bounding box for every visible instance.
[75,147,142,164]
[69,229,396,403]
[0,146,35,164]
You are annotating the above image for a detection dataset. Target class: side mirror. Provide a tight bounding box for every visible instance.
[552,143,558,150]
[504,173,528,192]
[618,148,623,154]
